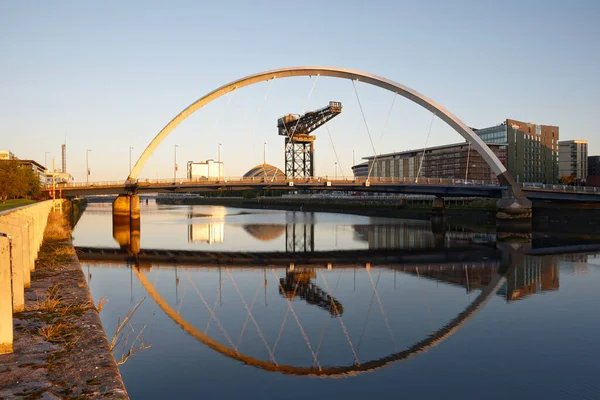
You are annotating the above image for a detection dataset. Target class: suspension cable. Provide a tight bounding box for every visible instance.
[312,86,345,179]
[235,283,261,351]
[415,112,436,183]
[226,269,277,364]
[313,270,341,361]
[367,91,398,181]
[271,272,302,355]
[366,268,398,352]
[208,87,238,139]
[356,270,381,354]
[316,269,360,365]
[353,80,380,182]
[185,273,237,351]
[271,269,321,369]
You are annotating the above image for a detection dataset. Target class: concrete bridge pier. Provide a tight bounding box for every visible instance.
[112,194,140,255]
[496,194,532,242]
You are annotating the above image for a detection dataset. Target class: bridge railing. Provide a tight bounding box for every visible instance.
[45,176,501,189]
[520,182,600,194]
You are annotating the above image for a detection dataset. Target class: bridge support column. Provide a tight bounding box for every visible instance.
[112,194,140,255]
[496,195,532,242]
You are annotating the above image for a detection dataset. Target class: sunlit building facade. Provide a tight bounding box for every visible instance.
[360,142,507,184]
[473,119,559,184]
[558,140,588,182]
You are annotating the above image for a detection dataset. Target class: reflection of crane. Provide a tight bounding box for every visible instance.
[278,268,344,316]
[278,101,342,178]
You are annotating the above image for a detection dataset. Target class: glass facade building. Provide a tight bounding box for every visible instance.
[473,119,559,184]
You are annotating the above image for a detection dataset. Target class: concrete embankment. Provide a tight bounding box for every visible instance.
[0,200,128,399]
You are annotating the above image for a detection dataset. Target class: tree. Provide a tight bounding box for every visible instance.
[560,174,576,185]
[0,160,41,203]
[0,160,22,203]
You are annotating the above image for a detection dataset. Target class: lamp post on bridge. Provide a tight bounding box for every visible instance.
[335,161,338,181]
[218,142,222,180]
[85,149,91,185]
[129,146,134,175]
[174,144,178,182]
[263,141,267,165]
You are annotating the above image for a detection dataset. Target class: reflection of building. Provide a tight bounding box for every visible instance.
[498,257,559,301]
[187,159,224,180]
[285,212,315,252]
[474,119,559,183]
[360,222,435,249]
[397,258,560,302]
[187,219,224,244]
[243,224,285,241]
[278,268,343,316]
[558,140,588,182]
[360,142,507,183]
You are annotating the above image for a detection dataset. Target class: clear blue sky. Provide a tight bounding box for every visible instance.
[1,0,599,181]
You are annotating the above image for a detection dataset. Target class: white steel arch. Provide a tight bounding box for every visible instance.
[128,67,520,194]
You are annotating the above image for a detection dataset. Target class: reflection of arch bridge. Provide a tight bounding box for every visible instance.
[130,261,514,377]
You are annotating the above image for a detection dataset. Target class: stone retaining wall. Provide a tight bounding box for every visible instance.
[0,200,57,353]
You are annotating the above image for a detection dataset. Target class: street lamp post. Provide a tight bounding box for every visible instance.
[218,142,222,180]
[85,149,91,185]
[335,161,338,180]
[263,141,267,165]
[174,144,178,182]
[129,146,134,175]
[44,152,51,170]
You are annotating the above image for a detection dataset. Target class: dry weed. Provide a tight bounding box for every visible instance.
[38,322,72,342]
[109,297,151,365]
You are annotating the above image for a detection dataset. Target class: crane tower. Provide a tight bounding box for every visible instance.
[277,101,342,178]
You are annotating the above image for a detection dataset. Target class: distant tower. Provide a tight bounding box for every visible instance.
[61,143,66,173]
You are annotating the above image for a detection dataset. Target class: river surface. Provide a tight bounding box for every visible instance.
[72,201,600,400]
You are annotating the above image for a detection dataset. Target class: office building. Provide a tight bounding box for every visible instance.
[186,159,224,180]
[0,150,16,160]
[473,119,559,183]
[359,141,508,184]
[17,160,47,185]
[588,155,600,187]
[558,140,588,182]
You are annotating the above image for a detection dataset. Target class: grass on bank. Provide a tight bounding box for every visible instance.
[0,198,36,212]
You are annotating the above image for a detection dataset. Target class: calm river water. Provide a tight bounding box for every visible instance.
[73,201,600,400]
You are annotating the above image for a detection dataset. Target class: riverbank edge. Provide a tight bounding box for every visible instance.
[0,202,129,399]
[154,196,498,225]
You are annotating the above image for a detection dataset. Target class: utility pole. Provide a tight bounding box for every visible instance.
[174,144,178,182]
[85,149,91,185]
[129,146,134,175]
